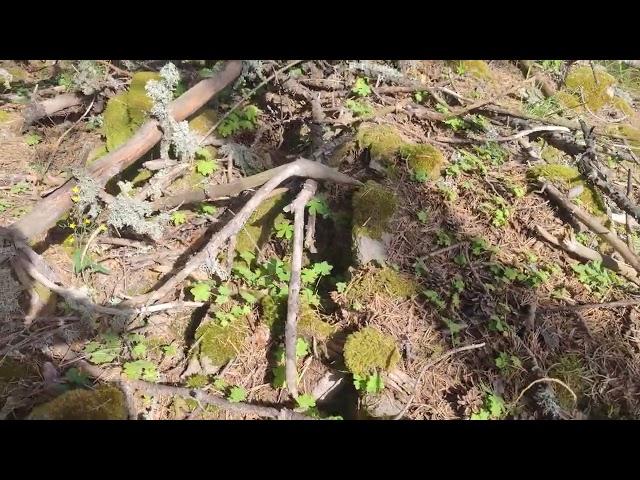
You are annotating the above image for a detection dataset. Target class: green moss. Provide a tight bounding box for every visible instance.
[356,124,405,165]
[612,97,636,117]
[189,109,219,136]
[127,72,162,127]
[298,304,335,340]
[0,358,39,397]
[343,327,400,377]
[86,144,109,165]
[527,163,605,215]
[549,353,585,411]
[103,92,133,152]
[607,124,640,154]
[352,181,397,240]
[0,110,11,122]
[195,319,249,366]
[539,143,567,163]
[235,192,288,255]
[399,144,445,180]
[460,60,494,80]
[260,294,284,330]
[131,168,152,186]
[345,267,419,304]
[565,65,616,111]
[28,385,127,420]
[186,374,209,388]
[554,91,583,112]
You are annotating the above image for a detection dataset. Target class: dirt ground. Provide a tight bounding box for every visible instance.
[2,59,640,420]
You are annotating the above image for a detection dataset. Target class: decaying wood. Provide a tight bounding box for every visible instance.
[540,182,640,273]
[124,158,361,307]
[11,61,243,241]
[284,181,317,398]
[22,93,85,127]
[535,225,640,285]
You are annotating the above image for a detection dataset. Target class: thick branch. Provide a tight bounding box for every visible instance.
[11,61,243,241]
[22,93,85,127]
[284,181,317,398]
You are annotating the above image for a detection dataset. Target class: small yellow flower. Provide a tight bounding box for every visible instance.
[99,224,108,232]
[71,186,81,194]
[84,218,91,225]
[69,223,77,229]
[71,195,80,203]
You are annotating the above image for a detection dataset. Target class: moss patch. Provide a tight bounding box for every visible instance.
[352,181,397,240]
[260,295,334,340]
[195,319,249,366]
[399,144,445,180]
[549,353,586,411]
[28,385,127,420]
[527,163,605,216]
[127,72,162,126]
[343,327,400,377]
[564,65,616,111]
[189,109,219,136]
[345,266,418,304]
[460,60,494,80]
[356,124,405,165]
[606,124,640,155]
[235,192,288,255]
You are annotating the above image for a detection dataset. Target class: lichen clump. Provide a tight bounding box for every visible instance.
[28,385,127,420]
[400,144,445,180]
[195,319,249,366]
[527,163,605,216]
[343,327,400,377]
[564,65,617,111]
[352,181,397,240]
[356,124,405,165]
[345,267,418,304]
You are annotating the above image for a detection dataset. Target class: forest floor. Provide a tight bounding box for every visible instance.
[2,59,640,420]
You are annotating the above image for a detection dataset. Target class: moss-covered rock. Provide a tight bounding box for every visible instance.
[28,385,127,420]
[195,319,249,367]
[345,267,419,304]
[527,163,605,215]
[189,109,219,136]
[356,124,405,166]
[352,181,397,240]
[235,192,288,255]
[127,72,162,126]
[564,65,616,111]
[399,144,445,181]
[460,60,494,80]
[103,92,133,152]
[343,327,400,377]
[538,143,567,163]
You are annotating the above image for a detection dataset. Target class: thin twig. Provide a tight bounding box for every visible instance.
[393,342,485,420]
[544,298,640,312]
[514,377,577,407]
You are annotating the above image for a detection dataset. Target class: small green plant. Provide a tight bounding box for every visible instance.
[352,77,371,97]
[473,142,508,165]
[490,196,510,228]
[10,181,30,194]
[525,96,560,118]
[509,183,526,198]
[274,219,294,240]
[295,393,317,410]
[489,314,508,333]
[84,333,122,364]
[171,211,187,226]
[301,261,333,285]
[437,183,458,201]
[64,368,91,387]
[217,105,260,137]
[123,360,158,382]
[24,133,41,146]
[353,372,384,394]
[227,386,247,403]
[335,282,347,294]
[345,99,374,117]
[572,260,620,296]
[307,196,331,218]
[296,338,310,358]
[190,282,212,302]
[495,351,522,371]
[0,199,11,213]
[200,203,217,215]
[417,210,428,224]
[195,158,218,176]
[470,392,505,420]
[443,117,466,131]
[455,62,467,75]
[72,248,109,274]
[539,60,564,73]
[470,237,489,256]
[423,290,445,310]
[436,229,452,247]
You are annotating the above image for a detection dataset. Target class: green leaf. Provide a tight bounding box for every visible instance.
[84,337,121,364]
[365,372,384,394]
[296,338,309,358]
[227,386,247,403]
[195,158,218,176]
[132,343,147,359]
[123,360,158,382]
[352,77,372,97]
[162,344,177,357]
[301,268,319,285]
[239,290,257,304]
[239,250,256,265]
[201,204,217,215]
[196,146,213,161]
[272,365,286,388]
[335,282,347,294]
[417,210,428,224]
[171,211,187,225]
[302,288,320,307]
[313,261,333,276]
[190,282,212,302]
[488,394,504,418]
[275,219,294,240]
[71,249,109,274]
[213,378,228,390]
[25,133,41,146]
[295,393,317,410]
[307,197,331,218]
[64,368,91,387]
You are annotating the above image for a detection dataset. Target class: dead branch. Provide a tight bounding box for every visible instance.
[540,181,640,273]
[135,163,190,201]
[284,181,317,398]
[544,298,640,312]
[11,61,243,241]
[535,225,640,285]
[22,93,85,127]
[124,158,361,307]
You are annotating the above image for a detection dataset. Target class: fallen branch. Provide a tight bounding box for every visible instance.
[535,225,640,285]
[544,298,640,312]
[124,158,361,306]
[540,182,640,273]
[284,181,317,398]
[22,93,85,127]
[393,342,485,420]
[11,60,243,241]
